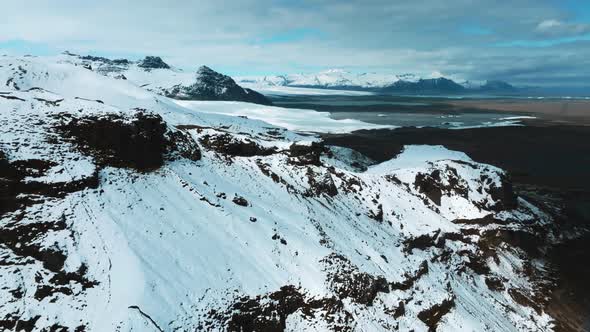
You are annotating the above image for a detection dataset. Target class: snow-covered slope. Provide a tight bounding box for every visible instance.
[58,53,272,105]
[0,55,558,331]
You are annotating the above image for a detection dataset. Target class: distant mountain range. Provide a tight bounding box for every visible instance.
[237,69,518,95]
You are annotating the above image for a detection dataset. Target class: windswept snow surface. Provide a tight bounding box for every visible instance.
[0,55,557,331]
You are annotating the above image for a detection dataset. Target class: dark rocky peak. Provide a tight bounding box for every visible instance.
[138,56,170,70]
[165,65,272,105]
[195,65,235,85]
[383,77,465,94]
[78,55,130,66]
[480,80,516,92]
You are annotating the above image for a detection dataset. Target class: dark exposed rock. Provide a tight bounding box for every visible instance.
[390,260,429,291]
[368,204,384,222]
[232,195,249,207]
[487,173,518,211]
[205,285,352,332]
[166,130,201,161]
[414,167,468,206]
[0,315,40,332]
[288,142,326,166]
[453,214,508,225]
[79,55,130,66]
[199,133,276,157]
[414,171,443,205]
[165,66,272,105]
[56,111,168,171]
[403,230,441,253]
[485,276,506,291]
[0,152,99,215]
[0,215,97,304]
[322,253,389,305]
[509,289,542,314]
[394,301,406,318]
[417,297,456,332]
[137,56,170,70]
[0,94,25,101]
[305,168,338,197]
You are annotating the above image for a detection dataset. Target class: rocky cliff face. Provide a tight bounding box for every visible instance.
[165,66,272,105]
[137,56,171,70]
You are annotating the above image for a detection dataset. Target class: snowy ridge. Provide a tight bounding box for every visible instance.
[56,53,271,105]
[237,69,417,89]
[0,55,557,331]
[236,70,516,95]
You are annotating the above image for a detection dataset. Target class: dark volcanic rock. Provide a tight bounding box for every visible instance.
[413,168,468,206]
[417,297,456,332]
[166,130,202,161]
[137,56,170,70]
[232,195,249,207]
[487,173,518,211]
[56,111,168,171]
[79,55,130,66]
[165,66,272,105]
[305,168,338,197]
[199,133,277,157]
[322,253,390,305]
[0,152,99,215]
[206,285,352,332]
[288,142,325,166]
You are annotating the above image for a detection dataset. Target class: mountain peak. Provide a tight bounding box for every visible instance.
[138,56,170,70]
[481,80,516,91]
[165,65,272,105]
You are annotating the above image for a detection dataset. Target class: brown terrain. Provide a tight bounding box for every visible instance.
[448,98,590,126]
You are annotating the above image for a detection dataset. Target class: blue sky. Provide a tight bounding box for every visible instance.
[1,0,589,88]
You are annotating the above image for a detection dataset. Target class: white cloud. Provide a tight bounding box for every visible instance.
[535,19,590,37]
[0,0,588,87]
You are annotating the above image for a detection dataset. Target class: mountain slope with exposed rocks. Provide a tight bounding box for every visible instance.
[0,55,576,331]
[61,52,272,105]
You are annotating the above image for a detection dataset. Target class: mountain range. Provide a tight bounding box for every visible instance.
[65,52,273,105]
[238,69,518,95]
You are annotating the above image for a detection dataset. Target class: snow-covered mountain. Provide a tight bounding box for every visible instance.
[238,69,417,90]
[237,70,516,95]
[0,54,564,331]
[62,52,272,105]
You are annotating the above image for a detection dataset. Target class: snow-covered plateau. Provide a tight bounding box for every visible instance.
[0,55,563,331]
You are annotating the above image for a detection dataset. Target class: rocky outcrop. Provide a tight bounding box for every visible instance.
[56,111,169,171]
[199,133,277,157]
[79,55,130,66]
[165,66,272,105]
[137,56,170,70]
